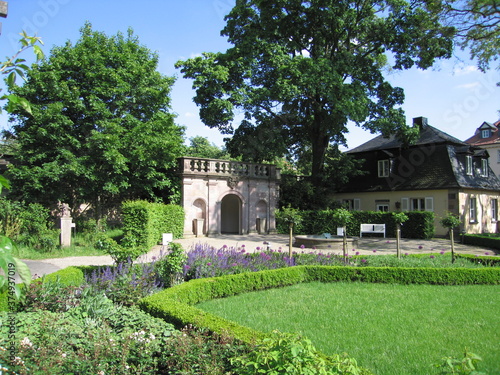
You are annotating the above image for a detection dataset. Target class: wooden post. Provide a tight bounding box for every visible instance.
[396,224,401,259]
[343,226,347,263]
[289,223,293,258]
[450,229,455,263]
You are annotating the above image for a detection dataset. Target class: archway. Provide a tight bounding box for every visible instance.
[221,194,241,234]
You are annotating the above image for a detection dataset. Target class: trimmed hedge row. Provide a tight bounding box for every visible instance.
[457,253,500,266]
[462,233,500,250]
[138,266,500,344]
[121,200,184,250]
[276,210,435,239]
[0,266,84,311]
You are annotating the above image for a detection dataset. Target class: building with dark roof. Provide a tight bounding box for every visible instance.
[464,119,500,178]
[335,117,500,236]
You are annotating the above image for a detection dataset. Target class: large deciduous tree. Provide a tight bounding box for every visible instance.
[435,0,499,72]
[7,23,185,218]
[177,0,454,200]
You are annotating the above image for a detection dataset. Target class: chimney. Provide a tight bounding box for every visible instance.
[413,116,428,130]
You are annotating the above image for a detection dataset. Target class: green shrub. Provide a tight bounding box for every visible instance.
[462,233,500,250]
[121,200,184,251]
[139,266,499,346]
[155,242,187,287]
[231,330,371,375]
[0,266,84,312]
[456,253,500,266]
[0,197,23,238]
[0,199,58,252]
[276,209,435,239]
[159,325,250,375]
[95,234,143,263]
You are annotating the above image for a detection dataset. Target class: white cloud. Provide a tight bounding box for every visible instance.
[453,65,478,76]
[456,82,481,90]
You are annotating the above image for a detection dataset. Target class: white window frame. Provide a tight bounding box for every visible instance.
[377,204,389,212]
[481,159,489,177]
[342,198,361,211]
[425,197,434,212]
[466,155,473,175]
[401,198,409,211]
[481,129,490,138]
[469,197,477,223]
[378,159,390,178]
[401,197,433,212]
[353,198,360,211]
[492,199,498,222]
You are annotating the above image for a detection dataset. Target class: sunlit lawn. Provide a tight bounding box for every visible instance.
[197,281,500,375]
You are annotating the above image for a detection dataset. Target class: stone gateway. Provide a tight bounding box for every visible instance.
[179,157,281,237]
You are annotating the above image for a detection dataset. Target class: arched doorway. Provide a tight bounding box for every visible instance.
[221,194,241,234]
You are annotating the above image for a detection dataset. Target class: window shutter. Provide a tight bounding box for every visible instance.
[425,197,434,211]
[353,199,360,211]
[401,198,409,211]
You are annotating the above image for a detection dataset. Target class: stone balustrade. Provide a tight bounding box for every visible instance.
[179,157,280,180]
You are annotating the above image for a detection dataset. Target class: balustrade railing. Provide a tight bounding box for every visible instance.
[179,157,280,179]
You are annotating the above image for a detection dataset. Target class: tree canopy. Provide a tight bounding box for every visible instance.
[6,23,185,217]
[176,0,454,199]
[435,0,499,72]
[185,135,230,159]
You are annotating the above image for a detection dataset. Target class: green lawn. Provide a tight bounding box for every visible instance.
[197,281,500,375]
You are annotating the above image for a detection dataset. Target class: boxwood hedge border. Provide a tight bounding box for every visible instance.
[138,266,500,344]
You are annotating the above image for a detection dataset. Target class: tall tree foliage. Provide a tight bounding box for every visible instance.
[177,0,454,201]
[185,136,230,159]
[7,23,185,217]
[434,0,499,72]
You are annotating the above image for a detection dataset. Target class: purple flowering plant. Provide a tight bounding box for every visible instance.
[85,259,161,306]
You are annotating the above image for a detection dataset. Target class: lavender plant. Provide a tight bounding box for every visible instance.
[182,243,346,280]
[84,260,161,306]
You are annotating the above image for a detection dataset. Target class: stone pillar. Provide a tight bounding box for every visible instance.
[59,203,75,248]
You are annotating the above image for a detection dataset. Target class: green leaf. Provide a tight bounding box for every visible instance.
[14,257,32,289]
[0,235,16,254]
[6,71,16,86]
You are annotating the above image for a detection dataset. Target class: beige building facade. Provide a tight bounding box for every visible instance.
[336,117,500,237]
[335,188,500,236]
[179,157,280,237]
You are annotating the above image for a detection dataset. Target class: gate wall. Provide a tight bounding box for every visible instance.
[179,157,281,237]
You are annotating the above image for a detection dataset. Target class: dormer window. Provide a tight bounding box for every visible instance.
[378,159,390,177]
[481,159,489,177]
[481,129,491,138]
[466,155,473,175]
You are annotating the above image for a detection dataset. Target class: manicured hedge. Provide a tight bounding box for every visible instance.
[457,253,500,266]
[462,233,500,250]
[0,266,84,311]
[121,200,184,250]
[276,209,435,239]
[139,266,500,344]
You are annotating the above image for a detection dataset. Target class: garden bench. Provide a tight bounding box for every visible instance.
[360,223,386,238]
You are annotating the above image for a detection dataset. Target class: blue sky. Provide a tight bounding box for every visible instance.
[1,0,498,150]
